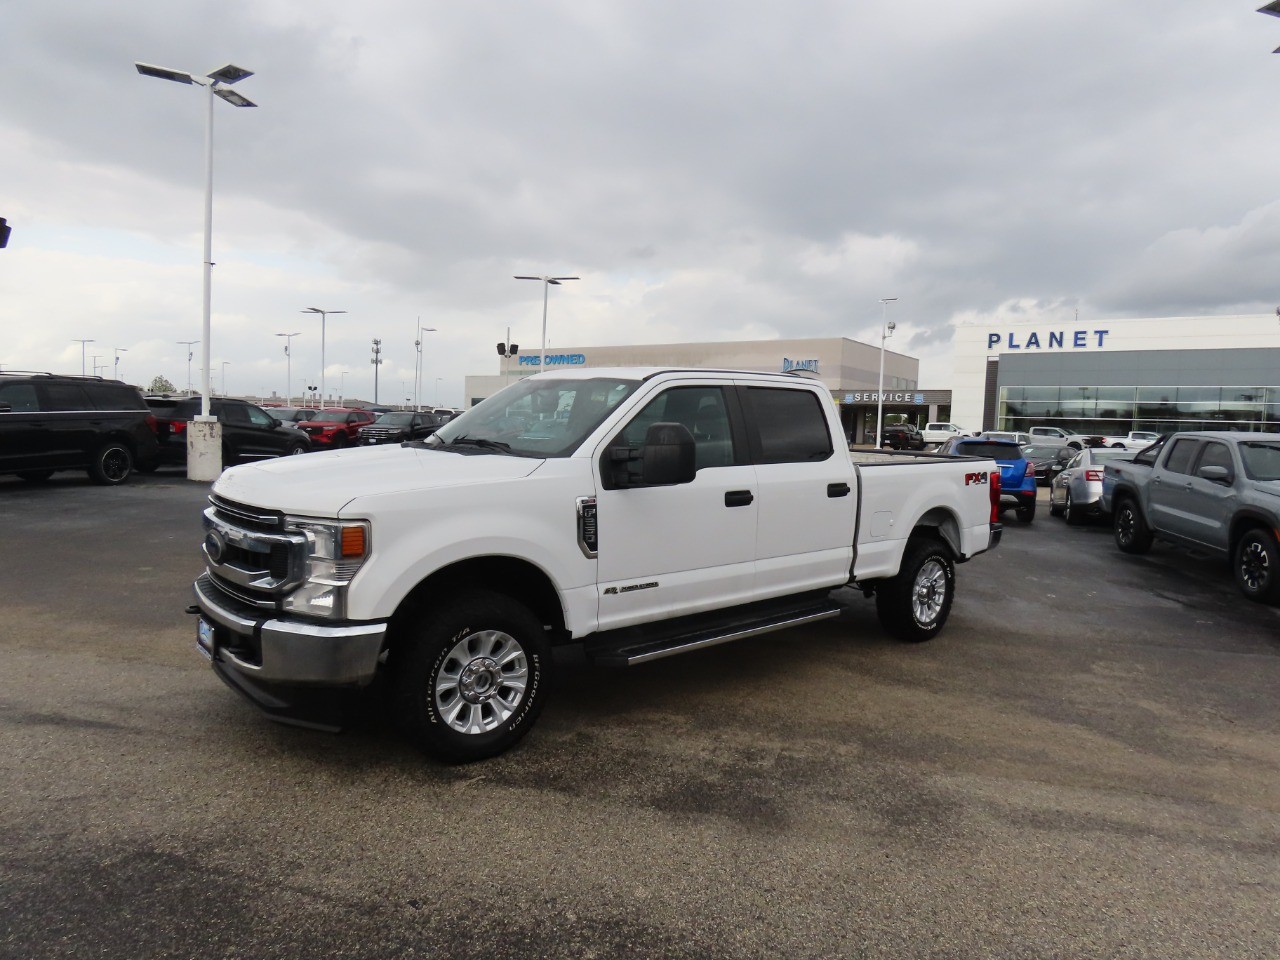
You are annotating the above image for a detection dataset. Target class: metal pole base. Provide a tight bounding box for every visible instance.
[186,416,224,481]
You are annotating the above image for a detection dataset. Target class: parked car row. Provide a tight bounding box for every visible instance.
[1,372,462,487]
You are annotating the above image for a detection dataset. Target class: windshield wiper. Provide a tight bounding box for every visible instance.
[437,435,514,454]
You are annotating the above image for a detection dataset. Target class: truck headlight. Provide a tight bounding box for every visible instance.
[281,517,370,620]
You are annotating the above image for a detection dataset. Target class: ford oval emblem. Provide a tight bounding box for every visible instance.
[205,529,227,564]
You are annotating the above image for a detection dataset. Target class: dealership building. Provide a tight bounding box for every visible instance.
[950,314,1280,436]
[464,337,950,443]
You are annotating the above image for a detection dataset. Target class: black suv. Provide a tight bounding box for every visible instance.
[149,397,311,466]
[0,372,160,484]
[879,423,926,450]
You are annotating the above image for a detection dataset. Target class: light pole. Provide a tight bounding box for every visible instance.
[276,332,300,404]
[875,298,897,447]
[496,327,520,387]
[220,361,231,396]
[176,340,199,395]
[90,355,105,377]
[370,338,383,404]
[136,59,256,480]
[414,323,436,411]
[113,347,129,381]
[72,339,94,377]
[514,275,578,370]
[301,307,346,410]
[338,370,349,405]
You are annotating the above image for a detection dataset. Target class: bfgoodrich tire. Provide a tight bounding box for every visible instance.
[875,537,955,643]
[88,441,134,485]
[392,591,551,762]
[1235,529,1280,604]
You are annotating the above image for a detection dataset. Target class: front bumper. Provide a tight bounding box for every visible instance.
[193,574,387,727]
[194,574,386,684]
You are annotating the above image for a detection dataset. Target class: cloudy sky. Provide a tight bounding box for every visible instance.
[3,1,1280,405]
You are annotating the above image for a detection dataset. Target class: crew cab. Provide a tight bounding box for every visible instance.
[1102,431,1280,603]
[192,368,1002,761]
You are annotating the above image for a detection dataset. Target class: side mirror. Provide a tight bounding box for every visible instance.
[608,422,697,488]
[269,416,282,428]
[1198,464,1232,484]
[641,422,697,485]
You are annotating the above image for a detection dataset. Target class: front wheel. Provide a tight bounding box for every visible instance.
[1113,498,1153,555]
[392,591,551,762]
[88,442,133,485]
[1235,529,1280,604]
[875,537,955,642]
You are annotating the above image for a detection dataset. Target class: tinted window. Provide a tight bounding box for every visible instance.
[87,383,146,410]
[745,387,833,464]
[41,383,92,411]
[1162,438,1199,475]
[617,386,735,470]
[0,383,39,412]
[221,403,249,425]
[955,441,1023,461]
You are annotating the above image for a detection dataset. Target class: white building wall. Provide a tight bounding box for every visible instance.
[951,314,1280,430]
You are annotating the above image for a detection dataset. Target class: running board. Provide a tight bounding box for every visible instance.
[583,594,843,667]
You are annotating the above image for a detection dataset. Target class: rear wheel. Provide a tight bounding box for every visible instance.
[1016,496,1036,523]
[1235,529,1280,604]
[875,537,955,642]
[1063,489,1081,525]
[88,442,133,485]
[1113,497,1153,555]
[392,590,552,762]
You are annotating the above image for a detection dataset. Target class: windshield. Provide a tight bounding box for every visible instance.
[375,413,414,426]
[425,377,638,457]
[1239,441,1280,481]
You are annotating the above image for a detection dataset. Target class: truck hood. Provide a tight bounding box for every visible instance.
[212,446,545,517]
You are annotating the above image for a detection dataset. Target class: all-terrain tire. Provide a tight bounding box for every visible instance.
[1234,528,1280,604]
[391,590,552,762]
[1113,497,1153,555]
[875,537,955,643]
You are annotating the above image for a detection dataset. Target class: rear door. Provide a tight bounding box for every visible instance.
[35,382,96,467]
[740,383,855,598]
[1146,437,1203,543]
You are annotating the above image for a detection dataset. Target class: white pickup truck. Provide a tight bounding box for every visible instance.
[192,368,1002,761]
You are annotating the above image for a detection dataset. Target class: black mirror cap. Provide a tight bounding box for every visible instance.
[641,422,697,485]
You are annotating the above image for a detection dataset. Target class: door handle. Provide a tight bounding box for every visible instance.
[827,482,850,498]
[724,490,754,507]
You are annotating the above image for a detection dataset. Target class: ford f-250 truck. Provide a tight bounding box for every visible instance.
[1102,431,1280,603]
[192,368,1002,761]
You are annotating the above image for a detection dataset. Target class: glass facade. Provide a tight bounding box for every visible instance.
[999,385,1280,435]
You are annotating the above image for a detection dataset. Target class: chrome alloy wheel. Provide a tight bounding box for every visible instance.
[1239,539,1271,592]
[434,629,530,735]
[912,558,948,625]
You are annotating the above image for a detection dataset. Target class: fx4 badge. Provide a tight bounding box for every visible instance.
[965,472,989,485]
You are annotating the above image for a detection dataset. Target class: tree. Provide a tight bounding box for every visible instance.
[147,375,177,395]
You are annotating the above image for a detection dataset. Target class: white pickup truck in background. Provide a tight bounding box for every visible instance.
[192,368,1002,761]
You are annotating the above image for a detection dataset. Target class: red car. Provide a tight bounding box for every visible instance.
[297,407,376,448]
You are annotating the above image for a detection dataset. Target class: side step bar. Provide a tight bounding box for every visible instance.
[583,594,843,667]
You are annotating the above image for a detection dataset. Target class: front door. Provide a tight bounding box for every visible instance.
[592,382,757,632]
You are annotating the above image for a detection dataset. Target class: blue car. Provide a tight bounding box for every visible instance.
[939,437,1038,522]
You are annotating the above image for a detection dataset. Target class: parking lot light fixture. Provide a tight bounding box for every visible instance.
[302,308,346,409]
[415,324,436,411]
[73,339,95,377]
[875,298,897,447]
[276,332,300,404]
[515,275,578,370]
[176,340,199,395]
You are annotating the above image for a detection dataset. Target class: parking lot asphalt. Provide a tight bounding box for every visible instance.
[1,471,1278,960]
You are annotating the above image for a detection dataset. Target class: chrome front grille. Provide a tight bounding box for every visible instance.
[202,498,309,601]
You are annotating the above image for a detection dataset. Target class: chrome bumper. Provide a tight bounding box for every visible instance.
[193,574,386,686]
